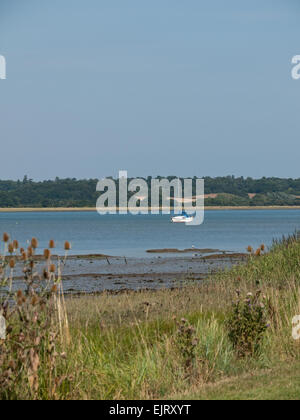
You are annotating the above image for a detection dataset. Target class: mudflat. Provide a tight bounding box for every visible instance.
[10,252,247,295]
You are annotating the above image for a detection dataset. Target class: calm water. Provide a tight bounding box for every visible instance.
[0,209,299,257]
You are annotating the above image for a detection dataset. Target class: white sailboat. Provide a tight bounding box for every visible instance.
[171,211,194,223]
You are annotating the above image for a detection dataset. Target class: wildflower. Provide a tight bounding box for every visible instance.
[191,338,199,347]
[181,318,187,324]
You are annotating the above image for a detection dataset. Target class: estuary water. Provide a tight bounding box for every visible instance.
[0,209,299,257]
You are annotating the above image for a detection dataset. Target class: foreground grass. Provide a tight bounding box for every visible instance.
[173,362,300,400]
[58,238,300,400]
[2,236,300,399]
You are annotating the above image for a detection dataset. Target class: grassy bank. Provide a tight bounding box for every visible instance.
[61,237,300,400]
[1,236,300,399]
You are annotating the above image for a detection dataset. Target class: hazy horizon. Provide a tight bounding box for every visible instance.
[2,174,300,182]
[1,0,300,180]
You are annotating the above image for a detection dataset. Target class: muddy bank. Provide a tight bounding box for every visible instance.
[9,253,246,295]
[146,248,221,254]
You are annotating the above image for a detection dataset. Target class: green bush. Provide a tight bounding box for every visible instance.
[227,290,269,358]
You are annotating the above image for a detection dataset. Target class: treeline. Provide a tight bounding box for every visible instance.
[0,176,300,207]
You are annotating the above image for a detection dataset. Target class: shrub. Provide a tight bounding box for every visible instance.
[174,317,198,371]
[226,290,269,358]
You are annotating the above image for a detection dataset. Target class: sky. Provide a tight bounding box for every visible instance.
[0,0,299,180]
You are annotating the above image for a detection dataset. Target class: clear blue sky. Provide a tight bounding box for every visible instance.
[0,0,299,180]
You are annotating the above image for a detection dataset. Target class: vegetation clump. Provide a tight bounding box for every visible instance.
[0,234,71,400]
[227,290,269,358]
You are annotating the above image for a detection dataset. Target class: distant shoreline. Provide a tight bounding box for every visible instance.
[1,206,300,213]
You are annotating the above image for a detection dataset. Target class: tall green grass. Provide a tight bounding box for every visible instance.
[2,234,300,399]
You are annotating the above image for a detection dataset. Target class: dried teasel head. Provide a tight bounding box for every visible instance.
[17,290,23,299]
[31,295,38,306]
[17,290,24,306]
[255,248,261,257]
[27,246,34,257]
[43,249,51,260]
[260,244,265,252]
[51,284,57,293]
[31,237,38,249]
[21,252,27,261]
[49,264,56,273]
[247,246,253,253]
[49,239,55,249]
[43,269,50,280]
[3,232,9,243]
[13,240,19,250]
[64,241,71,251]
[9,259,15,269]
[8,243,14,254]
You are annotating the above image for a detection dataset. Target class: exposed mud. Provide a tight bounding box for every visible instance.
[8,252,246,295]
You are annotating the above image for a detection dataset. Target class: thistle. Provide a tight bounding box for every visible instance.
[31,238,38,250]
[44,249,51,260]
[64,241,71,251]
[3,232,9,243]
